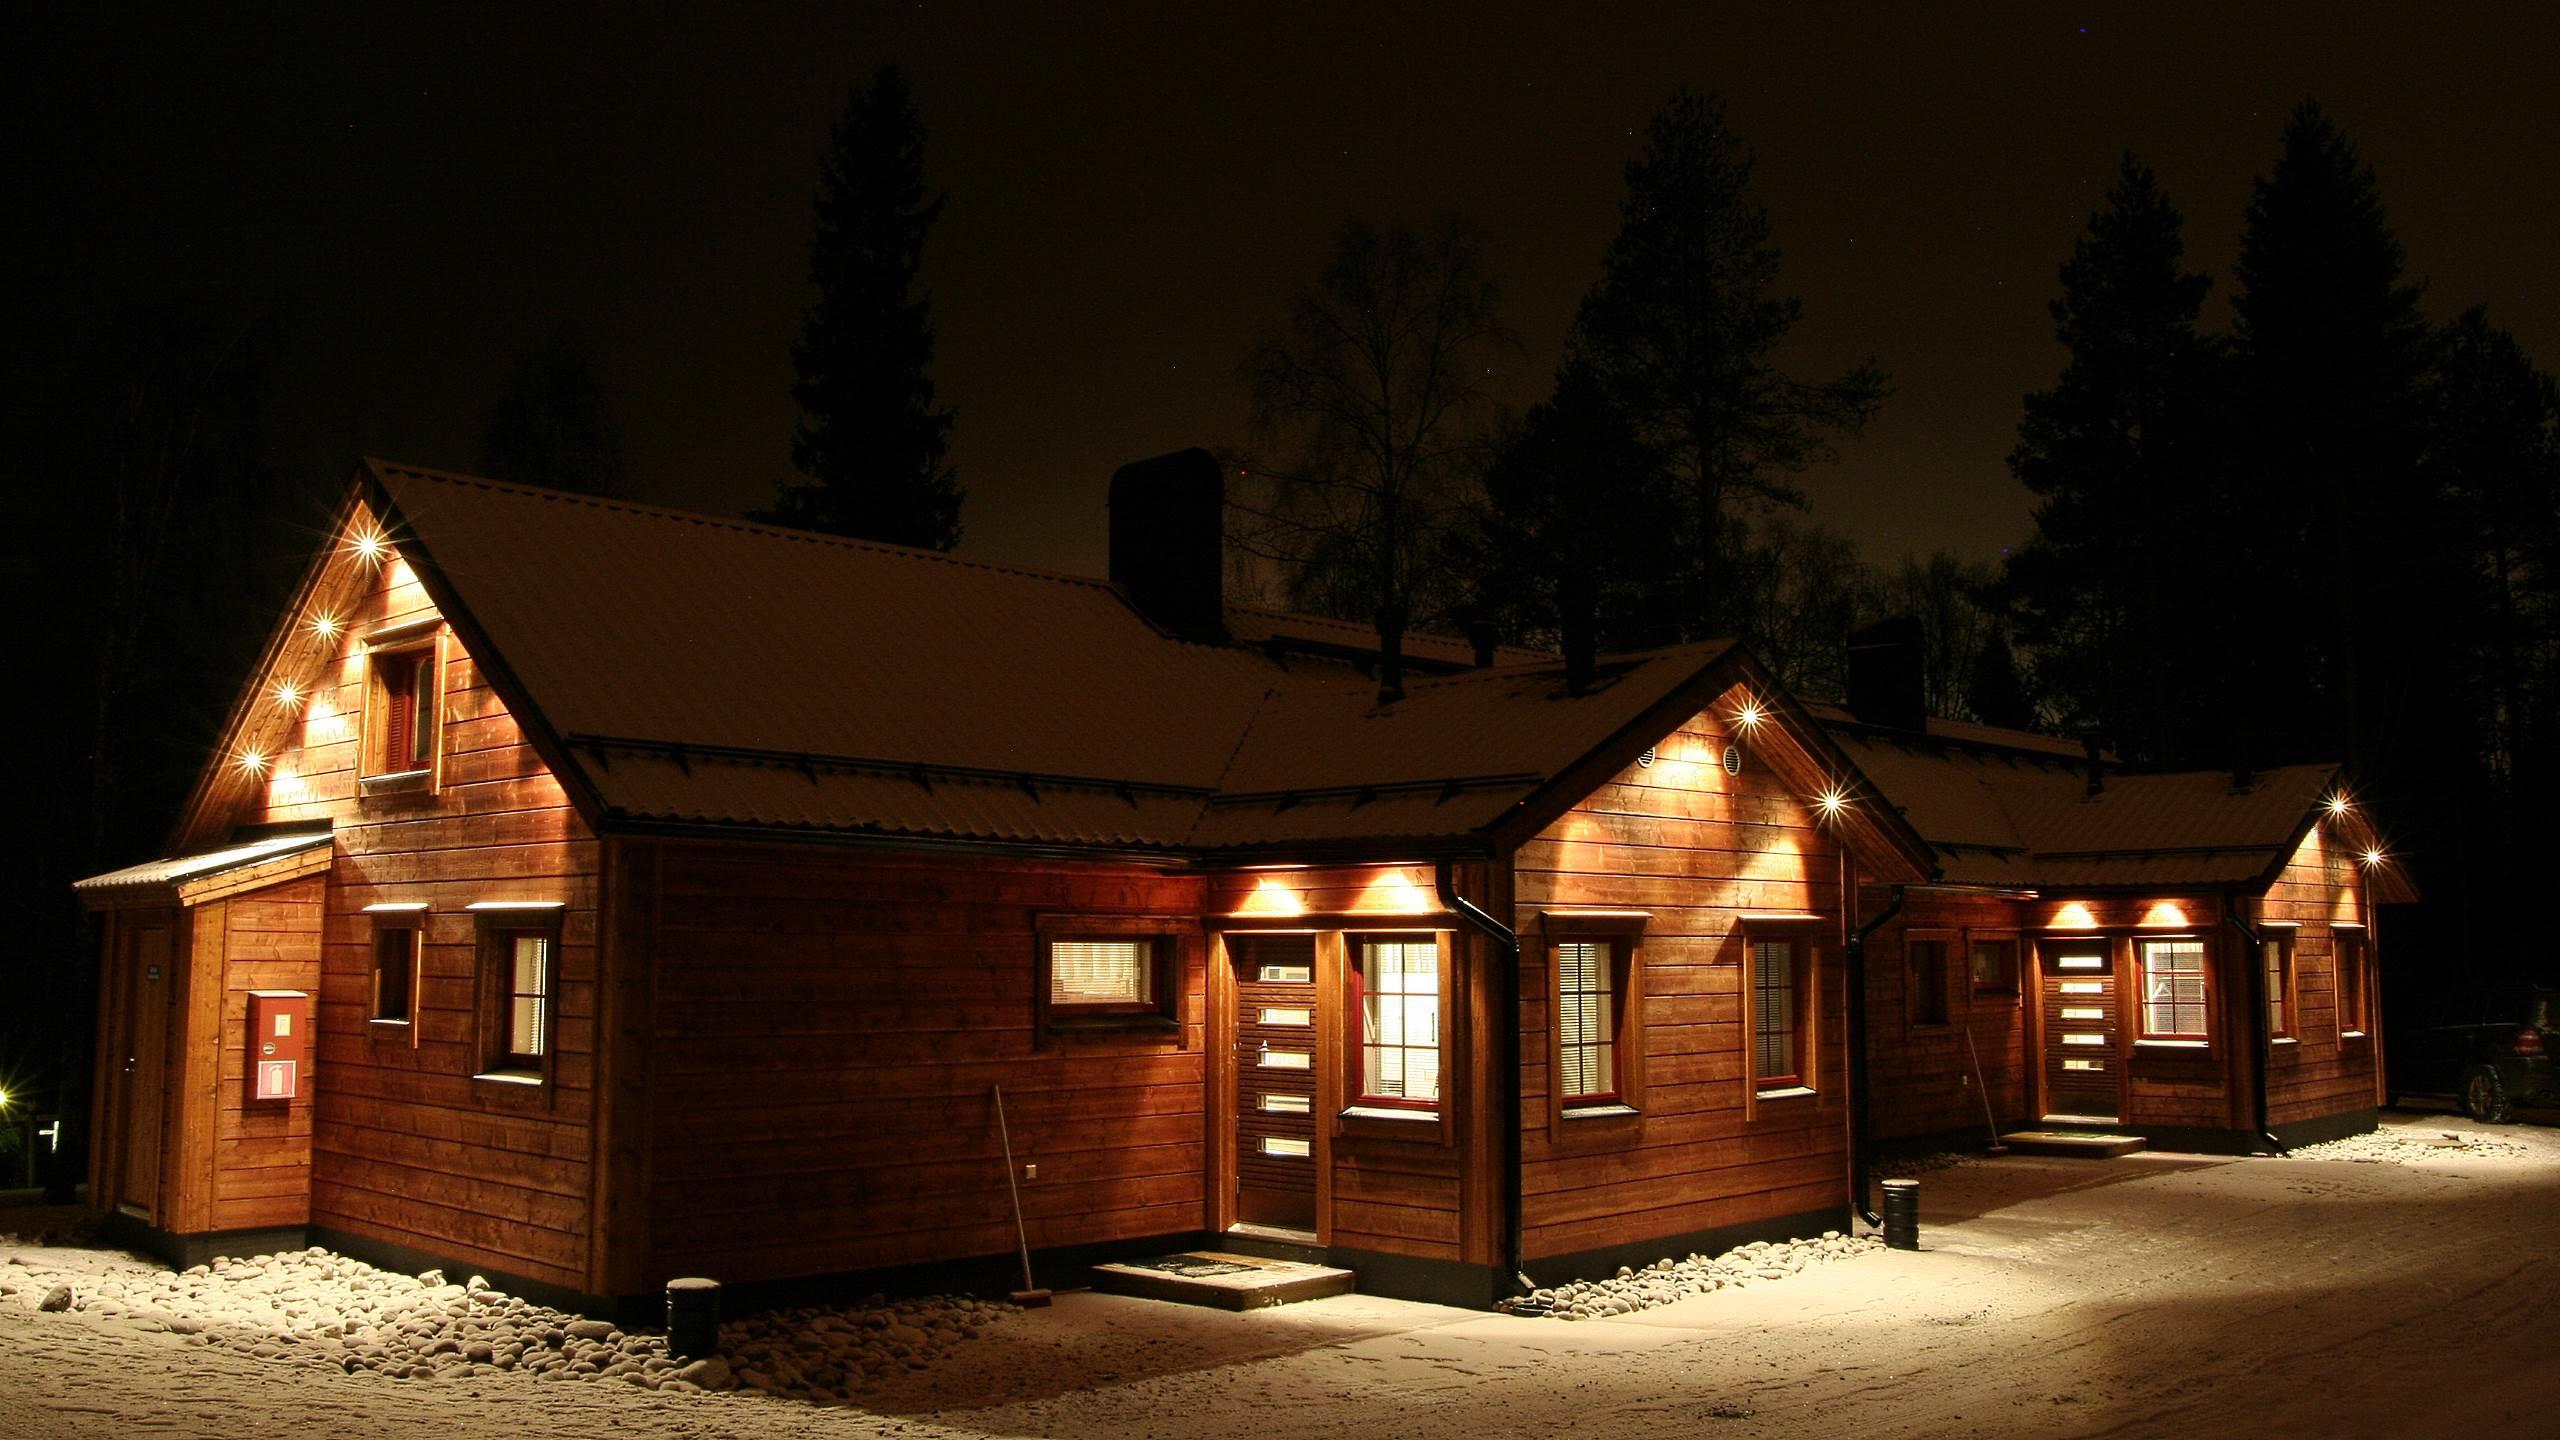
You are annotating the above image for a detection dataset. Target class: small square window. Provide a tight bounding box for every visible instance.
[1037,926,1182,1037]
[1970,937,2019,994]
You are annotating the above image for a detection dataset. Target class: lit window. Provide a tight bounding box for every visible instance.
[1751,936,1810,1091]
[1556,940,1618,1105]
[2263,935,2295,1041]
[1970,937,2019,993]
[1353,939,1440,1108]
[1908,937,1949,1026]
[477,916,559,1080]
[1039,931,1180,1033]
[2140,939,2208,1040]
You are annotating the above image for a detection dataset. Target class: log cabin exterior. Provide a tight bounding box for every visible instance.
[75,454,2404,1312]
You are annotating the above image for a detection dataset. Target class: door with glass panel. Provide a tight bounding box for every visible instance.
[2038,939,2121,1122]
[1233,935,1319,1230]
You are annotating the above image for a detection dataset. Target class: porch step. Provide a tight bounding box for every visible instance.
[2000,1130,2147,1158]
[1090,1250,1356,1311]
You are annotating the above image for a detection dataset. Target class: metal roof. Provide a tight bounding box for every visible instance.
[1830,724,2348,891]
[361,465,1762,854]
[72,830,333,893]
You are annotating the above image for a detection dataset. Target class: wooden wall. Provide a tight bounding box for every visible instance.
[1512,704,1848,1264]
[636,842,1207,1288]
[2256,824,2380,1127]
[252,549,602,1291]
[2027,896,2239,1132]
[201,876,325,1230]
[1865,891,2030,1141]
[1203,863,1487,1270]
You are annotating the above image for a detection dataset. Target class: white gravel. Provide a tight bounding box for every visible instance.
[2287,1124,2537,1162]
[1499,1230,1883,1319]
[0,1240,1005,1401]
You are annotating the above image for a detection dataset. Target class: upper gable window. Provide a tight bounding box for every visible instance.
[362,628,443,790]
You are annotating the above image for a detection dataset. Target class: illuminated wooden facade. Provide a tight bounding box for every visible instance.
[76,461,2400,1312]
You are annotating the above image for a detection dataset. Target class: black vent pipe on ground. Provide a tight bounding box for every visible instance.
[1436,858,1531,1300]
[2223,894,2287,1156]
[1846,883,1907,1228]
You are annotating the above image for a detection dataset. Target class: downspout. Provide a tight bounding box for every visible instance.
[2222,894,2287,1155]
[1436,858,1531,1299]
[1846,882,1906,1228]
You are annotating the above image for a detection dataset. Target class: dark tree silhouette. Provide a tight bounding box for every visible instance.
[1456,358,1678,678]
[1236,215,1513,700]
[479,335,627,496]
[769,64,962,550]
[1571,87,1886,638]
[2232,101,2433,771]
[2003,152,2227,765]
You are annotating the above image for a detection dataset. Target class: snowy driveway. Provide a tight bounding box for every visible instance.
[4,1112,2552,1440]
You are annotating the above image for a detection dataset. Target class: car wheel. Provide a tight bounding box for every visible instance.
[2461,1067,2515,1124]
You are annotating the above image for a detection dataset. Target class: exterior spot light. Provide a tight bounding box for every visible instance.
[0,1087,11,1110]
[2361,846,2385,868]
[275,682,303,710]
[350,530,387,564]
[1815,785,1848,819]
[237,749,269,775]
[1735,700,1765,731]
[311,613,341,641]
[2326,793,2351,818]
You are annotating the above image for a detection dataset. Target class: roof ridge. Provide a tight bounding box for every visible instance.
[365,458,1122,593]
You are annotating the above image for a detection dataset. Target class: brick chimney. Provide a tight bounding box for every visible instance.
[1107,449,1227,642]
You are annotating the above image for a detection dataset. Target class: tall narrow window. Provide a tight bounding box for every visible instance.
[369,916,420,1024]
[473,908,562,1083]
[1555,940,1617,1104]
[2139,939,2208,1039]
[1751,937,1807,1091]
[1353,938,1440,1108]
[2335,930,2369,1034]
[1908,938,1949,1026]
[2262,935,2294,1041]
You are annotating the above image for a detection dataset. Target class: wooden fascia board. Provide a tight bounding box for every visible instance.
[1485,646,1937,883]
[355,460,611,834]
[172,482,376,852]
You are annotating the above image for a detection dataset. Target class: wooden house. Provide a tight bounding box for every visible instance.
[73,454,2402,1312]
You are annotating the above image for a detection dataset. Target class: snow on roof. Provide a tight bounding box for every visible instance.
[72,830,333,893]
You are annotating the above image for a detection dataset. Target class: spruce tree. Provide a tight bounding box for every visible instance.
[2232,101,2431,768]
[2003,152,2225,765]
[1571,88,1885,639]
[772,65,962,550]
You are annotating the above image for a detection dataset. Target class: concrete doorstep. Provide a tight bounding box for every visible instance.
[1088,1251,1357,1311]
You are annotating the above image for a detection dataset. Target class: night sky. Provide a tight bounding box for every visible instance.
[28,3,2558,579]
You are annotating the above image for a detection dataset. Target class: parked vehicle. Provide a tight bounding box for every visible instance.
[2390,987,2556,1122]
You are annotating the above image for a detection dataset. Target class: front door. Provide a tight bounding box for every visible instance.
[119,925,173,1218]
[2039,939,2121,1123]
[1232,935,1319,1231]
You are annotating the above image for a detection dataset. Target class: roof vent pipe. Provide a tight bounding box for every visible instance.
[1107,449,1228,643]
[2083,734,2105,797]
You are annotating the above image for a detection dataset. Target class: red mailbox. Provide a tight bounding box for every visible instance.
[248,990,311,1101]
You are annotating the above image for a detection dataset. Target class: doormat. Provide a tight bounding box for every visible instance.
[1120,1254,1261,1278]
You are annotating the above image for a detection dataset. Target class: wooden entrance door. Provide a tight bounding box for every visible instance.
[118,925,173,1218]
[2039,939,2121,1123]
[1232,935,1320,1231]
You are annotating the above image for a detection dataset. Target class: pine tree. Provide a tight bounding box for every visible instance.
[1571,88,1886,638]
[2232,101,2432,769]
[2003,152,2225,765]
[771,65,962,550]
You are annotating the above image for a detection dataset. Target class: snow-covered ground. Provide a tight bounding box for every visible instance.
[4,1111,2551,1439]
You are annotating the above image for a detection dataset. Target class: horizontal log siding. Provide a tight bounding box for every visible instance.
[643,845,1207,1286]
[2031,896,2239,1131]
[207,876,325,1230]
[254,559,600,1290]
[2256,825,2379,1128]
[1866,891,2030,1142]
[1513,709,1849,1262]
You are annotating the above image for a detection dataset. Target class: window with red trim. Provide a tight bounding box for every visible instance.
[1352,937,1441,1109]
[365,642,439,779]
[2263,935,2295,1041]
[2335,930,2369,1034]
